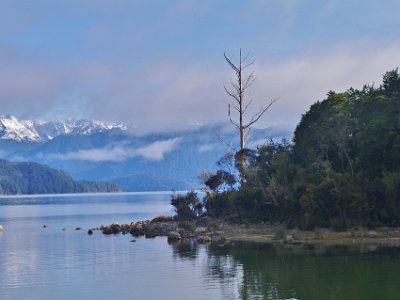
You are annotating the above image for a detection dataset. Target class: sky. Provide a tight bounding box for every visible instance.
[1,0,400,134]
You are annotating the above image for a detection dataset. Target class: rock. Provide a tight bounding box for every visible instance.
[144,224,159,238]
[130,221,150,237]
[102,223,123,235]
[0,224,3,231]
[75,227,82,231]
[43,224,49,228]
[102,227,114,235]
[167,231,181,242]
[87,229,93,235]
[194,227,207,235]
[283,235,294,244]
[130,239,136,242]
[365,231,378,238]
[196,235,212,243]
[62,228,66,231]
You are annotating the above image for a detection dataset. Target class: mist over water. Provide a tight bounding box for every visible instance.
[0,193,399,300]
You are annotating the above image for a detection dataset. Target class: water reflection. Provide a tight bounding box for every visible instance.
[170,241,400,300]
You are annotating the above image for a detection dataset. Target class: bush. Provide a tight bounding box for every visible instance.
[170,191,203,220]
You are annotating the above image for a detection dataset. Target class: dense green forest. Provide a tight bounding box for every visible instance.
[175,69,400,229]
[0,160,120,195]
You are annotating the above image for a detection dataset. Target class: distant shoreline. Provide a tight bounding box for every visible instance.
[0,190,193,199]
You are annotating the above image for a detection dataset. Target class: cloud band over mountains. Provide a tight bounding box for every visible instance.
[49,138,182,162]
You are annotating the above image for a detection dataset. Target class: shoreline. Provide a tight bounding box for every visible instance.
[98,217,400,249]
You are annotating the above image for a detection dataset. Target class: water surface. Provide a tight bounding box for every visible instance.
[0,193,399,299]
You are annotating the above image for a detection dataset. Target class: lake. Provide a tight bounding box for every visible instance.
[1,192,400,300]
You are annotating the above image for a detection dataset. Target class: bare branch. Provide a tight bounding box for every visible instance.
[244,97,279,129]
[215,133,237,152]
[243,99,253,113]
[223,84,240,103]
[242,50,252,64]
[230,81,240,92]
[243,60,255,70]
[243,72,255,90]
[229,117,240,130]
[229,103,240,112]
[224,53,239,73]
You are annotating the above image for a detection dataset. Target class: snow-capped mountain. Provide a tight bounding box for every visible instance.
[0,115,133,142]
[0,115,290,191]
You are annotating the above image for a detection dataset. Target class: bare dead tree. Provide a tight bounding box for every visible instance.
[223,49,278,184]
[224,49,277,151]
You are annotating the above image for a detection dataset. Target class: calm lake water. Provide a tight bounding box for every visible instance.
[1,192,400,300]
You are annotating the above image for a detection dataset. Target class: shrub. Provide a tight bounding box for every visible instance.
[171,191,203,220]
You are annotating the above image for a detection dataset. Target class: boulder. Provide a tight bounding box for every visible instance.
[102,223,123,235]
[197,235,212,243]
[194,227,207,235]
[365,231,378,238]
[167,231,181,242]
[130,221,150,237]
[144,224,160,238]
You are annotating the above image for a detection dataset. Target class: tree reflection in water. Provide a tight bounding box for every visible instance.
[169,240,400,300]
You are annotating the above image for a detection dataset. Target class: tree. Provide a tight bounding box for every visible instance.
[223,49,277,183]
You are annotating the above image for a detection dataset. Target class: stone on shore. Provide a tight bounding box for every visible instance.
[365,231,377,238]
[196,235,212,243]
[167,231,181,242]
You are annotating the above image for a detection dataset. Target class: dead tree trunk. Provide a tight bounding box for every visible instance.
[224,49,277,185]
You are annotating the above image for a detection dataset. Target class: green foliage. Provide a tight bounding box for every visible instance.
[170,191,203,220]
[0,159,120,195]
[201,69,400,228]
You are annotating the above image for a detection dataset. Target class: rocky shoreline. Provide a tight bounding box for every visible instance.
[95,216,400,249]
[97,216,226,244]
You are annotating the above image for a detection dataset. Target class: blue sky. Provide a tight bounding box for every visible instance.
[1,0,400,133]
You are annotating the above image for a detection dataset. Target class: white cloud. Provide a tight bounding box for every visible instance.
[198,144,217,153]
[134,138,181,161]
[1,40,400,134]
[49,138,181,162]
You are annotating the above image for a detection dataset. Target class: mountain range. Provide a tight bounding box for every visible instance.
[0,115,289,191]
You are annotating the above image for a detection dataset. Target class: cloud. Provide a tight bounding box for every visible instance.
[198,144,217,153]
[134,138,181,161]
[48,138,181,162]
[1,36,400,134]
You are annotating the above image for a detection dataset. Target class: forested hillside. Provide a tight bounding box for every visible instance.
[0,160,120,195]
[201,69,400,229]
